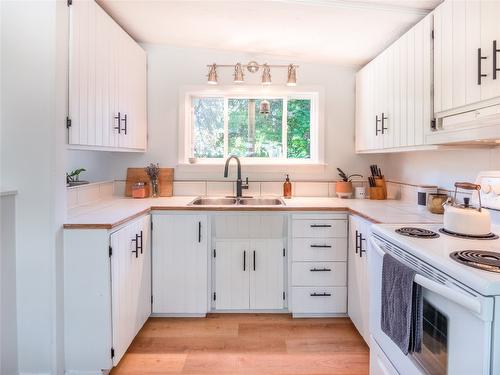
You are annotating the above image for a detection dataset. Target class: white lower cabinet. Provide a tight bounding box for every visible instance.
[110,215,151,364]
[64,214,151,372]
[290,213,348,317]
[152,214,208,315]
[348,215,371,344]
[214,239,285,310]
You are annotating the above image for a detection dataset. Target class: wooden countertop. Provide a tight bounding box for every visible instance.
[64,196,443,230]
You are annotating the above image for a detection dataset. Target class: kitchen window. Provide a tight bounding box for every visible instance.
[180,87,323,165]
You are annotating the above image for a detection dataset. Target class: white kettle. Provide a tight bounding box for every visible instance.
[443,182,491,236]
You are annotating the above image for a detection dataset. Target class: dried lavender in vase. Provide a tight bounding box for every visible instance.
[145,163,160,197]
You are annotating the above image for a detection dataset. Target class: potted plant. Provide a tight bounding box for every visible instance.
[145,163,160,197]
[336,168,362,199]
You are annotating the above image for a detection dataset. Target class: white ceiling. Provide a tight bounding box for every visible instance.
[97,0,442,67]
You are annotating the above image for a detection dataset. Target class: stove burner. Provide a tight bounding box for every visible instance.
[450,250,500,273]
[395,227,440,239]
[439,228,499,240]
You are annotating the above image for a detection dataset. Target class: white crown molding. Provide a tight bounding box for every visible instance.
[274,0,438,16]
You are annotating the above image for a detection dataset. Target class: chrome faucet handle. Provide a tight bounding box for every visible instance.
[242,177,249,189]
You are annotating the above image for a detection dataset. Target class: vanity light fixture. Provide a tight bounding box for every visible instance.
[261,64,272,85]
[286,64,297,86]
[205,61,298,85]
[233,63,244,83]
[207,63,218,85]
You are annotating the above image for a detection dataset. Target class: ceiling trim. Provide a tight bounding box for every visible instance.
[274,0,436,16]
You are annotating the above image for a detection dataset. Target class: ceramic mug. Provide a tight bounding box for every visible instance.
[355,186,366,199]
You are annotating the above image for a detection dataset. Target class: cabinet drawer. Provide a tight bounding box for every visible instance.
[292,219,347,238]
[292,287,347,314]
[292,238,347,261]
[292,262,346,286]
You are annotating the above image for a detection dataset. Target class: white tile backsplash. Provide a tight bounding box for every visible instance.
[260,181,285,196]
[173,181,206,196]
[294,182,329,197]
[67,181,114,209]
[234,180,261,197]
[206,181,234,196]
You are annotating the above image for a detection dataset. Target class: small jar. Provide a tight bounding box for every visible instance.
[132,182,147,199]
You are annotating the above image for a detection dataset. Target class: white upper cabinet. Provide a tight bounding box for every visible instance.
[430,0,500,144]
[355,13,433,153]
[69,0,147,151]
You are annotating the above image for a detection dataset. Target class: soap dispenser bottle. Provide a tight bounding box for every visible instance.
[283,174,292,199]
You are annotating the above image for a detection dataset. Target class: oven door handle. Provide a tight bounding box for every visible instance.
[370,237,482,316]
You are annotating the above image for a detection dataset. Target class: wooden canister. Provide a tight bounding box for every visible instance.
[369,187,386,200]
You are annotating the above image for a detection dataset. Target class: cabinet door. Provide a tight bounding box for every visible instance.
[348,216,370,344]
[249,239,284,310]
[434,0,481,113]
[69,0,120,148]
[480,0,500,102]
[152,214,208,314]
[355,63,375,152]
[110,223,137,365]
[214,240,250,310]
[348,216,364,336]
[136,215,151,331]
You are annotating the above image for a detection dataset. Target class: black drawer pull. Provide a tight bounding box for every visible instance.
[310,224,332,228]
[310,268,331,272]
[310,292,331,297]
[198,221,201,243]
[114,112,121,133]
[243,250,246,271]
[310,244,332,248]
[137,230,143,254]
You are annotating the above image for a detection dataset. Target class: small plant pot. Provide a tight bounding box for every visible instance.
[336,181,353,199]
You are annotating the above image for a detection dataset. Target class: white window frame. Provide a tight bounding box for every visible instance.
[178,85,325,166]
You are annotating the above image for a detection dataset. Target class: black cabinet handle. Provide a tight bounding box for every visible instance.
[478,48,488,85]
[359,234,367,258]
[355,230,359,254]
[253,250,256,271]
[310,292,331,297]
[375,114,381,136]
[243,250,246,271]
[310,268,331,272]
[137,230,143,254]
[310,224,332,228]
[310,244,332,248]
[494,40,500,80]
[381,112,388,134]
[121,113,128,135]
[131,237,138,258]
[198,221,201,243]
[114,112,121,133]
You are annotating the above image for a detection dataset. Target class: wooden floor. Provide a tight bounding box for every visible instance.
[111,314,369,375]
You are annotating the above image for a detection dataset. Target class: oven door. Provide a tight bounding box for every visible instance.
[369,236,494,375]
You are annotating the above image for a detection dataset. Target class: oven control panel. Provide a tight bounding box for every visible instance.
[473,171,500,210]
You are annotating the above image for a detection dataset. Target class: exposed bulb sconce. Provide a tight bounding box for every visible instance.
[259,99,270,115]
[261,64,272,85]
[287,64,297,86]
[205,61,298,85]
[207,63,218,85]
[233,63,244,83]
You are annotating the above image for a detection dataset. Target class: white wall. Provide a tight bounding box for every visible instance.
[1,1,67,373]
[68,44,384,182]
[383,147,500,190]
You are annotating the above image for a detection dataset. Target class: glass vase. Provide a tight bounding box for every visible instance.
[151,178,159,198]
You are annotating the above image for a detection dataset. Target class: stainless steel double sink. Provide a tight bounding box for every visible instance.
[189,196,285,206]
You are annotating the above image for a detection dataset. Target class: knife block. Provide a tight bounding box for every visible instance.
[370,177,387,200]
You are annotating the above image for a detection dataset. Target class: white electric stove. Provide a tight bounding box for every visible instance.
[368,171,500,375]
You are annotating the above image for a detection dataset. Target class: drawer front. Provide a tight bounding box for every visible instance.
[292,219,347,238]
[292,238,347,261]
[292,262,346,286]
[292,287,347,314]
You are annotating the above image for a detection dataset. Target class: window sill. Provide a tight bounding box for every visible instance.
[176,161,328,174]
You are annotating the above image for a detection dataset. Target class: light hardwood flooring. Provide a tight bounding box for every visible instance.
[111,314,369,375]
